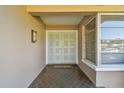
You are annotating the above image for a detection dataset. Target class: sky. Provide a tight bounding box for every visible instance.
[101,20,124,40]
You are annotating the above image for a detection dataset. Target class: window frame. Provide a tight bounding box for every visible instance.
[82,16,97,65]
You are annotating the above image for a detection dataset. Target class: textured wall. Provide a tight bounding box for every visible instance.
[0,6,46,87]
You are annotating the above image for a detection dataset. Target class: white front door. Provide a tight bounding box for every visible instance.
[46,30,78,64]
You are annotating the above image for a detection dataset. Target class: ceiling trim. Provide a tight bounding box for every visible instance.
[27,5,124,13]
[30,12,96,16]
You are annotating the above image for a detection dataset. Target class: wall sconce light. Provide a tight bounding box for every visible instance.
[31,29,37,43]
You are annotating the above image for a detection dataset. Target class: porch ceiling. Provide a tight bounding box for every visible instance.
[27,5,124,25]
[40,15,83,25]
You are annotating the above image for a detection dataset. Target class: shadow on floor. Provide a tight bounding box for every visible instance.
[29,64,96,88]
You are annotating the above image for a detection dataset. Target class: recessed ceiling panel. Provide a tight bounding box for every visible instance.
[41,15,83,25]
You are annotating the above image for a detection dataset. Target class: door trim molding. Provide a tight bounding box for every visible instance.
[46,30,78,64]
[46,25,78,30]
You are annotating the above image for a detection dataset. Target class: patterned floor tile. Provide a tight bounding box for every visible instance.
[29,64,95,88]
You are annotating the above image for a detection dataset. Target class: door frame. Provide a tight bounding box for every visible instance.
[46,30,78,64]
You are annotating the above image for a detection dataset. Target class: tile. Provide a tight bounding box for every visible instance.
[29,64,95,88]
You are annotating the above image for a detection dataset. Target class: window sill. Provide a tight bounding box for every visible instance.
[81,59,96,70]
[101,52,124,54]
[81,59,124,71]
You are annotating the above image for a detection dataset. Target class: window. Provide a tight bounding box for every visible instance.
[100,15,124,64]
[85,18,96,64]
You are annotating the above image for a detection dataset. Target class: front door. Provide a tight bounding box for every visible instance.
[46,30,77,64]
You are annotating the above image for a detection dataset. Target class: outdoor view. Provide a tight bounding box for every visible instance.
[101,15,124,64]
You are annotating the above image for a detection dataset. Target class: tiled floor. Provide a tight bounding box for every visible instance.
[29,64,95,88]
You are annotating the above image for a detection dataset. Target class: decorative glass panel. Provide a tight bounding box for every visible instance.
[47,31,77,64]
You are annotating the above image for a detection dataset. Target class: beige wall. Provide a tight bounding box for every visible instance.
[78,62,96,84]
[0,6,46,88]
[78,22,82,63]
[96,71,124,88]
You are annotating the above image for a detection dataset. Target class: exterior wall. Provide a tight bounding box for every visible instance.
[78,24,83,63]
[78,62,96,84]
[0,6,46,87]
[78,15,124,88]
[96,71,124,88]
[95,13,124,88]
